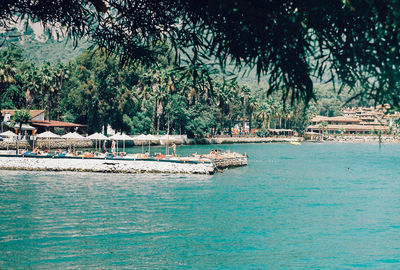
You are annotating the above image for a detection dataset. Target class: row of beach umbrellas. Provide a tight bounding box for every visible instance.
[87,132,160,153]
[0,130,166,153]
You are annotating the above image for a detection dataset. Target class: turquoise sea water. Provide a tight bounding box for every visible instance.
[1,143,400,269]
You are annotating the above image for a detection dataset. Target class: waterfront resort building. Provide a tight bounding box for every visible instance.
[1,110,87,134]
[0,109,44,134]
[29,120,87,134]
[232,121,296,136]
[306,106,397,135]
[232,121,250,134]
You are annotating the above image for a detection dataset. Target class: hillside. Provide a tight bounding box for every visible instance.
[1,26,88,64]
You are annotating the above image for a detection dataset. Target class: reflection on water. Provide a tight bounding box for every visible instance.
[1,143,400,269]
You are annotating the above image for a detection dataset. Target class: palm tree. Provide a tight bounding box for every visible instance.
[256,102,270,130]
[239,85,251,134]
[21,63,40,109]
[53,63,68,120]
[318,121,328,136]
[247,93,258,135]
[13,109,31,154]
[40,63,56,119]
[221,79,241,136]
[0,63,17,93]
[13,109,31,136]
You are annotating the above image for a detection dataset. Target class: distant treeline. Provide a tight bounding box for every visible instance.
[0,41,368,137]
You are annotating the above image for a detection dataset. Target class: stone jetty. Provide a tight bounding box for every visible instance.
[0,156,216,175]
[213,157,248,168]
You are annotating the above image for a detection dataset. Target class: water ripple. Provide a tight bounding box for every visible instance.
[1,143,400,269]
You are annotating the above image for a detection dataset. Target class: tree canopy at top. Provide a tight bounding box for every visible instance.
[1,0,400,106]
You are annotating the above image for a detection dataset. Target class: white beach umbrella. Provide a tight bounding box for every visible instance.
[62,132,85,150]
[160,134,172,154]
[110,133,124,140]
[133,134,147,153]
[6,123,34,153]
[133,134,159,153]
[0,130,17,137]
[36,131,60,138]
[118,133,133,141]
[133,134,148,140]
[110,133,133,153]
[36,131,60,151]
[144,134,159,154]
[87,132,109,151]
[62,132,84,139]
[159,134,172,140]
[160,134,173,146]
[145,134,159,141]
[87,132,109,140]
[0,130,17,151]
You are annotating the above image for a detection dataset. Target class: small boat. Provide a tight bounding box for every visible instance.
[289,141,301,146]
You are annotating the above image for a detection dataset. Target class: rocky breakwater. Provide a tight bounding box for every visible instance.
[199,151,248,169]
[0,156,216,175]
[213,157,248,168]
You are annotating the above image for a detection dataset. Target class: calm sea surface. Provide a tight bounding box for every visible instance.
[1,143,400,269]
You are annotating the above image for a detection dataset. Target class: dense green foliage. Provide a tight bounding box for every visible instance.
[2,26,88,64]
[2,0,400,107]
[0,43,368,137]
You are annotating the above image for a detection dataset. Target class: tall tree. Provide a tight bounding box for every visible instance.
[13,109,31,135]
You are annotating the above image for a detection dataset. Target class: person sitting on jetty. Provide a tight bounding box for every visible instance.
[32,147,40,154]
[83,151,94,158]
[145,150,150,157]
[57,149,67,157]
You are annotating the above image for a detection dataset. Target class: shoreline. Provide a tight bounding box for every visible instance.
[307,135,400,144]
[0,136,301,150]
[186,137,301,144]
[1,135,399,150]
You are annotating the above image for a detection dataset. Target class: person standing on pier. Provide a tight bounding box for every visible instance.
[111,140,116,155]
[171,143,177,156]
[103,140,107,153]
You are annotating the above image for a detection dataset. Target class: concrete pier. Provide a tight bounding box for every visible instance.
[0,156,216,175]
